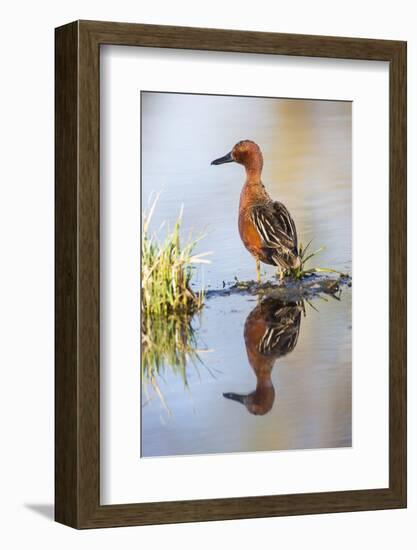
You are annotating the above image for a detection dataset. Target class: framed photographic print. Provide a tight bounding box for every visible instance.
[55,20,406,528]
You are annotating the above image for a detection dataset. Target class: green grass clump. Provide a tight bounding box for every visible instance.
[141,195,211,317]
[141,195,212,410]
[289,240,344,280]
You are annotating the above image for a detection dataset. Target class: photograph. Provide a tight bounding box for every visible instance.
[140,91,352,458]
[0,0,409,541]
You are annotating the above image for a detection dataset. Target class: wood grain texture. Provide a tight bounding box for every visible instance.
[55,20,407,529]
[55,21,79,527]
[388,41,407,504]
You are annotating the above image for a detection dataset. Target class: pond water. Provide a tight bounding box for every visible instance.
[141,92,352,457]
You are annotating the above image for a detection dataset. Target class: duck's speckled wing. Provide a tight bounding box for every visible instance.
[250,201,299,267]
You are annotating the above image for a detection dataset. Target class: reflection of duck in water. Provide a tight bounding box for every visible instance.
[223,297,302,415]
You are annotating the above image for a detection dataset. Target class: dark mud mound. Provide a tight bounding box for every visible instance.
[205,273,351,303]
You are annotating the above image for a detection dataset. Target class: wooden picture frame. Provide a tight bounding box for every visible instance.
[55,20,407,528]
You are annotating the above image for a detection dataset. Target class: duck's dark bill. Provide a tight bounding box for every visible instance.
[223,392,246,404]
[211,151,234,165]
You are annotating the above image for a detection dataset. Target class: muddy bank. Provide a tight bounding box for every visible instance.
[205,273,351,302]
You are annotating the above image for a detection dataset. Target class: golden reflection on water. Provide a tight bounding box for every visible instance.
[141,92,352,457]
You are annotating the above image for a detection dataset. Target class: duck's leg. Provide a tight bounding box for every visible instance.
[256,259,261,283]
[277,267,285,282]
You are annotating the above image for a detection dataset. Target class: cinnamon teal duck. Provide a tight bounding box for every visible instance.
[211,140,301,282]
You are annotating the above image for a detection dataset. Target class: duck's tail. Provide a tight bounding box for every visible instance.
[292,255,302,270]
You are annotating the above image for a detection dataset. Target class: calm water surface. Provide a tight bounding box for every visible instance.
[141,92,352,457]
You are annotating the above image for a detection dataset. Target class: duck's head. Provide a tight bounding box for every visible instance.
[223,386,275,416]
[211,140,263,171]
